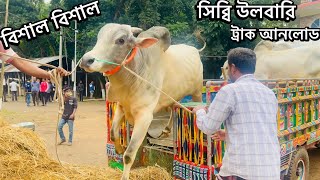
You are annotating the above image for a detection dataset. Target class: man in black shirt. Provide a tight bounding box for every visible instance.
[58,86,78,146]
[77,80,84,102]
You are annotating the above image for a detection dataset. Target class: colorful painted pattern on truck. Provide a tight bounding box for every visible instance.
[173,80,320,180]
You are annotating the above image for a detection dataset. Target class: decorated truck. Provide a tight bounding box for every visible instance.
[106,78,320,180]
[173,79,320,180]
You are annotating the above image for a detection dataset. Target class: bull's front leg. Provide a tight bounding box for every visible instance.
[110,104,125,154]
[161,91,203,138]
[121,111,154,180]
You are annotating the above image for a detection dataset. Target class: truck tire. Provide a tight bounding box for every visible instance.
[284,147,309,180]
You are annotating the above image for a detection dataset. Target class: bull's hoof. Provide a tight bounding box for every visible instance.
[158,129,171,138]
[115,145,125,155]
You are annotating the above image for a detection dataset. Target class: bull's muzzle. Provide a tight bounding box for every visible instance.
[80,56,95,69]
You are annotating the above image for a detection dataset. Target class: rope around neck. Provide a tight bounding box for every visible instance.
[122,66,193,113]
[97,48,193,113]
[0,49,195,167]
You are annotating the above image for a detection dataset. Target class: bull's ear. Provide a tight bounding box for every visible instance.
[131,27,143,37]
[135,37,158,48]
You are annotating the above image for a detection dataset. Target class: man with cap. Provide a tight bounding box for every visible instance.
[58,86,78,146]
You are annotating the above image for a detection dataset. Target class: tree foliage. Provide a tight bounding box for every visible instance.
[0,0,300,78]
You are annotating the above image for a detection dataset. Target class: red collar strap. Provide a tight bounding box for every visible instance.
[104,47,138,76]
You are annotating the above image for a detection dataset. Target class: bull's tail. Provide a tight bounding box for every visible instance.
[194,29,206,52]
[198,41,206,52]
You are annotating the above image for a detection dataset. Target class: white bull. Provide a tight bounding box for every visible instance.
[221,40,320,80]
[80,23,204,179]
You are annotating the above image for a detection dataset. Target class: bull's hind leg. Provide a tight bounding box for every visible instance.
[192,90,203,102]
[121,111,154,180]
[110,104,125,154]
[159,107,173,138]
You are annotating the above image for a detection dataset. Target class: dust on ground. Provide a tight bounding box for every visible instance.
[1,97,320,179]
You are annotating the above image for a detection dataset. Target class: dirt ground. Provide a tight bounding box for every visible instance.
[1,97,108,167]
[1,97,320,179]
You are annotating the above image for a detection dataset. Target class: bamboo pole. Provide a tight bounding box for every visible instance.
[4,0,9,26]
[73,21,77,97]
[59,28,63,88]
[0,0,10,110]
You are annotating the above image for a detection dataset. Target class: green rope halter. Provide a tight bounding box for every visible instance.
[94,48,134,66]
[95,59,120,66]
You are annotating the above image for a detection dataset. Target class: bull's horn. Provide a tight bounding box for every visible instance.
[131,27,143,37]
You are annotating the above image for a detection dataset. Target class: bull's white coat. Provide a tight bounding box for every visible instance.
[80,23,204,179]
[221,40,320,80]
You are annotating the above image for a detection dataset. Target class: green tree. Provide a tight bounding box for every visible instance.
[0,0,301,78]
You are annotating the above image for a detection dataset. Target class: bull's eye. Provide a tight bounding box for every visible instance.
[116,38,125,45]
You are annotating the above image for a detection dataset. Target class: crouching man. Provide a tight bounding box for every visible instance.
[58,86,78,146]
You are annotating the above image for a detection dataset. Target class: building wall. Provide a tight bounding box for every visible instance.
[299,14,320,27]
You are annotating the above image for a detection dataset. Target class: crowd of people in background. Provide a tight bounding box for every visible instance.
[2,78,98,105]
[29,78,55,106]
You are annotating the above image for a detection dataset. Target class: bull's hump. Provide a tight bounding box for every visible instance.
[169,44,195,49]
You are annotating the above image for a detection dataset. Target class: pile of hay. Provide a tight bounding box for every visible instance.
[0,118,172,180]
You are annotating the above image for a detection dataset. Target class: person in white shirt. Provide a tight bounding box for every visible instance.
[193,47,280,180]
[9,80,18,101]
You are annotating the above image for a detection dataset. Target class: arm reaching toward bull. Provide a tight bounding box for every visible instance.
[193,86,235,135]
[211,130,226,141]
[0,43,69,79]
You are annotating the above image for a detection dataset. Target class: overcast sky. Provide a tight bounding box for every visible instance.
[44,0,51,3]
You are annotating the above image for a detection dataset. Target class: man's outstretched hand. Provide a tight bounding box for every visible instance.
[1,41,70,78]
[192,105,207,114]
[0,42,16,63]
[0,41,6,53]
[56,67,70,76]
